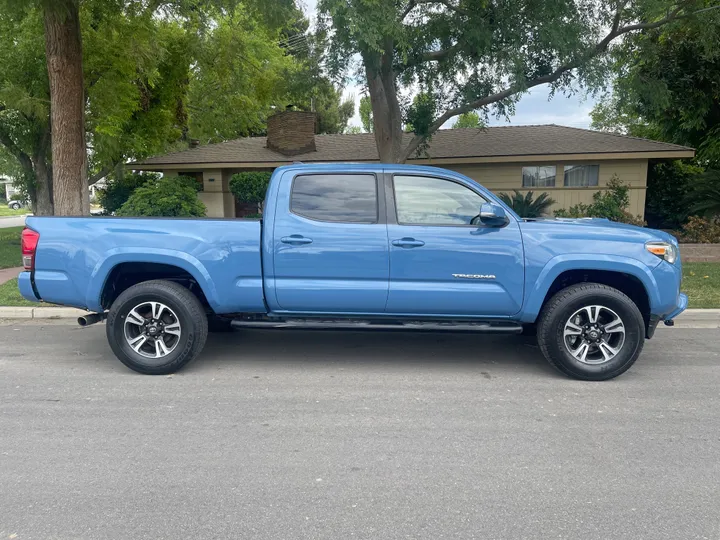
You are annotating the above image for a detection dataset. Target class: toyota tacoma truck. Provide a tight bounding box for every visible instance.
[18,164,687,380]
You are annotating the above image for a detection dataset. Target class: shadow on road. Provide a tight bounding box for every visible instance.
[190,328,557,377]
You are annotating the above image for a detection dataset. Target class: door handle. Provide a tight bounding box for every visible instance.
[281,235,313,245]
[392,238,425,248]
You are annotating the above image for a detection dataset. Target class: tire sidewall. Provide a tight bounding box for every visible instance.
[107,287,200,374]
[543,289,644,379]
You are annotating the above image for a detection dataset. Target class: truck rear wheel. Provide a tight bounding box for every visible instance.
[106,280,208,375]
[537,283,645,381]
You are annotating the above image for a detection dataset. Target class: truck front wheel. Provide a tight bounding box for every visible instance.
[537,283,645,381]
[106,280,208,375]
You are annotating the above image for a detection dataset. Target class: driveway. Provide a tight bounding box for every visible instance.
[0,323,719,539]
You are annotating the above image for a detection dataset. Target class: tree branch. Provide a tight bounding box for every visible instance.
[0,121,33,172]
[401,0,700,161]
[88,166,112,185]
[417,0,468,17]
[400,0,417,20]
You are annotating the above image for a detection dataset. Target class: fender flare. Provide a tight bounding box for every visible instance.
[520,254,660,323]
[84,248,219,313]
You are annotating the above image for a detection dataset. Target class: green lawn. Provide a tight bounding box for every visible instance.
[0,278,36,307]
[0,226,24,270]
[0,206,29,217]
[683,262,720,309]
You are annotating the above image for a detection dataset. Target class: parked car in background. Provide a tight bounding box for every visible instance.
[17,164,687,380]
[8,199,29,211]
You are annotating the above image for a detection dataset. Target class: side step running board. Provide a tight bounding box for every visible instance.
[231,319,523,334]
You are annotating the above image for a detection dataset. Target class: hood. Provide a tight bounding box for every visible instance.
[522,217,678,245]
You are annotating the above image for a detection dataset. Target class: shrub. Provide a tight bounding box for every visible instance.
[498,190,555,218]
[680,216,720,244]
[229,172,272,212]
[684,169,720,219]
[116,176,206,217]
[98,172,159,214]
[553,176,646,226]
[645,161,703,229]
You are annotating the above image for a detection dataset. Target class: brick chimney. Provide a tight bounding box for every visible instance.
[266,110,317,156]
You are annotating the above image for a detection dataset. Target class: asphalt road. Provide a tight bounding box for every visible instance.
[1,322,719,540]
[0,216,27,229]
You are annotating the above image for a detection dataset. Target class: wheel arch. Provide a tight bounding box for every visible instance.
[89,251,218,313]
[523,256,658,327]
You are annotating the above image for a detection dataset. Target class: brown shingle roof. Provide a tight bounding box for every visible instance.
[132,125,694,166]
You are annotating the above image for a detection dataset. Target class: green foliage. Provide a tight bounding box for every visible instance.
[498,190,556,218]
[359,96,373,133]
[685,169,720,218]
[318,0,694,162]
[344,125,364,134]
[645,161,704,229]
[453,112,482,129]
[116,176,206,217]
[681,216,720,243]
[229,172,272,205]
[554,176,646,226]
[97,172,159,214]
[591,6,720,167]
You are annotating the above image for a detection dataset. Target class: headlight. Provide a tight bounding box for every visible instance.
[646,241,677,264]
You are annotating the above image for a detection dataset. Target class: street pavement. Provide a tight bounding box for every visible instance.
[1,321,719,540]
[0,216,27,229]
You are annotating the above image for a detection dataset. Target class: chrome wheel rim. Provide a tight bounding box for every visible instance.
[563,305,626,365]
[123,301,182,359]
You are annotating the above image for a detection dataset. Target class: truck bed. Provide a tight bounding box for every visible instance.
[23,216,265,314]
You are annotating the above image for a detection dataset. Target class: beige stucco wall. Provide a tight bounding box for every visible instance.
[161,158,650,219]
[447,159,649,218]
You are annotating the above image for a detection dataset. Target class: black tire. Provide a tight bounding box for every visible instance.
[106,280,208,375]
[208,315,234,333]
[10,202,21,210]
[537,283,645,381]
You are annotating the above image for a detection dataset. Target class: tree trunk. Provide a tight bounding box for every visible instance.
[363,47,405,163]
[43,0,89,216]
[34,155,54,216]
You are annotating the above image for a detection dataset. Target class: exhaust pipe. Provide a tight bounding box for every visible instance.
[78,312,106,327]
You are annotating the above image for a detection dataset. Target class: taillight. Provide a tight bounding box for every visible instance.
[21,228,39,271]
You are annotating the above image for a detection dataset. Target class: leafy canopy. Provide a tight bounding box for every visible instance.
[591,2,720,167]
[229,172,272,205]
[319,0,707,162]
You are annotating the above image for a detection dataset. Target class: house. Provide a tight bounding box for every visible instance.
[130,110,695,218]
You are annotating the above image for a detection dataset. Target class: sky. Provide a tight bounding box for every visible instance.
[300,0,597,130]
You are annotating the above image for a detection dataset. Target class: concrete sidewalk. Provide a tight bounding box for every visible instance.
[0,266,23,285]
[0,306,718,327]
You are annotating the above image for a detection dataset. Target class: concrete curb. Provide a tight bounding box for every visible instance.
[0,307,719,327]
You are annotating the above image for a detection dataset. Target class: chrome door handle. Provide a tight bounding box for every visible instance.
[281,235,313,245]
[392,238,425,248]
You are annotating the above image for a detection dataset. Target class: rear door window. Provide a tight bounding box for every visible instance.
[291,174,378,223]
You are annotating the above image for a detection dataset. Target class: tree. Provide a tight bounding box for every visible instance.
[318,0,708,163]
[453,112,482,129]
[359,95,373,133]
[44,0,87,215]
[0,0,302,215]
[591,3,720,167]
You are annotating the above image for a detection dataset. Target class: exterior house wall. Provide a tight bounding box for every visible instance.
[161,158,650,219]
[447,159,649,218]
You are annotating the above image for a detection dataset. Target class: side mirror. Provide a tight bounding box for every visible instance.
[479,202,507,226]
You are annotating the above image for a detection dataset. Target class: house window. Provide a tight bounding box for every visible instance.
[522,166,556,187]
[564,164,599,187]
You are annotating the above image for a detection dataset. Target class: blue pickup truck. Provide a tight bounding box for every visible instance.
[18,163,686,380]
